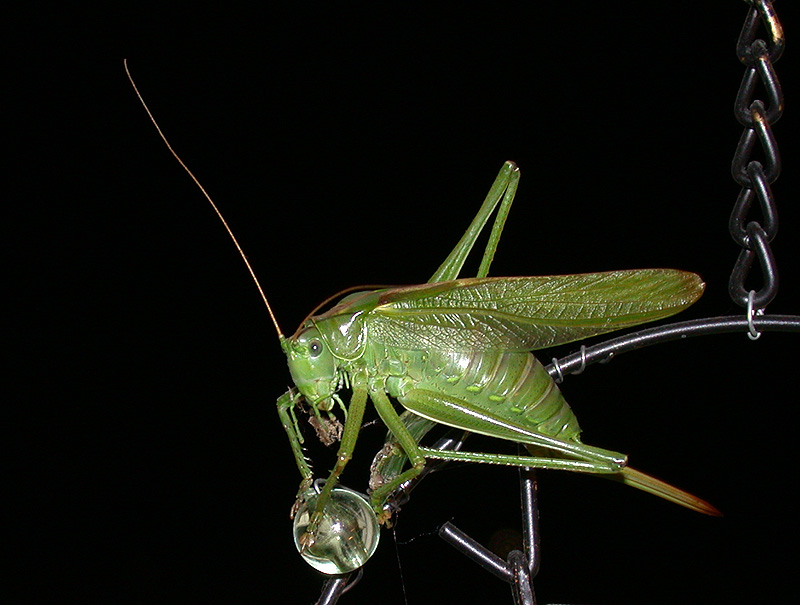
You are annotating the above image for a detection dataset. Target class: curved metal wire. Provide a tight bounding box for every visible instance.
[544,314,800,380]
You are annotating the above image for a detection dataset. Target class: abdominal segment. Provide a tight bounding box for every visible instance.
[394,347,582,441]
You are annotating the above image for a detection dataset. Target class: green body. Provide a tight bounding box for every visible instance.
[277,162,716,554]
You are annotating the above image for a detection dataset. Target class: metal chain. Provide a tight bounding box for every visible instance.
[728,0,785,310]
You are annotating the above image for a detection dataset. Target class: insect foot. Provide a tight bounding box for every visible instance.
[292,486,381,574]
[289,478,315,520]
[375,506,395,528]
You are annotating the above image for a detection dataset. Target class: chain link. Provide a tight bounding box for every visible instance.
[728,0,785,309]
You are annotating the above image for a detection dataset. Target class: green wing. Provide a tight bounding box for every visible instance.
[367,269,704,352]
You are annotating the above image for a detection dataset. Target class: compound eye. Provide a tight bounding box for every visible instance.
[308,339,323,358]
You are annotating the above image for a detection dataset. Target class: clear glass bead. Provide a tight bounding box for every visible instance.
[292,486,380,574]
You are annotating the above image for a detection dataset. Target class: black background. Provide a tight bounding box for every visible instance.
[10,3,799,603]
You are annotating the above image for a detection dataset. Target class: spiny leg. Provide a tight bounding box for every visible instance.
[370,383,626,513]
[369,412,624,513]
[399,388,718,516]
[430,161,520,283]
[418,446,620,473]
[475,163,519,279]
[370,385,626,515]
[277,389,315,514]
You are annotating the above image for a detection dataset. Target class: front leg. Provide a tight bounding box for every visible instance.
[276,388,314,505]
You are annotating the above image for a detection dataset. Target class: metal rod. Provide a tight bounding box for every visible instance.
[519,468,540,579]
[315,570,361,605]
[438,522,513,582]
[546,314,800,380]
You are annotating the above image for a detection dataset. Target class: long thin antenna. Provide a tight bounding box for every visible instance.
[124,60,285,340]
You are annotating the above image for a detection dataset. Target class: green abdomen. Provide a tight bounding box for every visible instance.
[380,347,581,440]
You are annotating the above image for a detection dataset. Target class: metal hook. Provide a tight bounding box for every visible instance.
[746,290,764,340]
[572,345,587,375]
[550,357,565,384]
